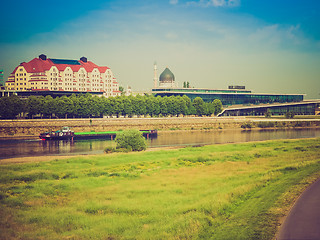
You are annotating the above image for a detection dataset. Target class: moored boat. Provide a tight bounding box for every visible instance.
[39,127,75,140]
[39,128,157,140]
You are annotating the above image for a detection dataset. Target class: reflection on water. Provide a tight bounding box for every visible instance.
[0,128,320,160]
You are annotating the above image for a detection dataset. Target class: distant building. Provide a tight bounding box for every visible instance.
[151,66,305,106]
[5,54,121,97]
[0,69,4,86]
[153,87,304,105]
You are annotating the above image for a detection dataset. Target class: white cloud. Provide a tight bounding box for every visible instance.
[169,0,178,4]
[247,24,310,49]
[187,0,240,7]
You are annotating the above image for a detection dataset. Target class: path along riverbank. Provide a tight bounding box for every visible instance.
[1,117,320,139]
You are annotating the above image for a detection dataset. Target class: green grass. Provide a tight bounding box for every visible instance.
[1,138,320,239]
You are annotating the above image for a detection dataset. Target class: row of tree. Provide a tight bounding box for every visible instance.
[0,94,223,119]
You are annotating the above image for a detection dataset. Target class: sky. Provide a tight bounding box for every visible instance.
[1,0,320,99]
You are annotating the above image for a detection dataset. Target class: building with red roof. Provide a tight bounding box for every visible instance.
[5,54,120,97]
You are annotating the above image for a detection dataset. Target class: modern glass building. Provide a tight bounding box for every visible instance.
[218,101,320,116]
[152,88,304,105]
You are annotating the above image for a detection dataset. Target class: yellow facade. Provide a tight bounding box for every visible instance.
[5,56,120,97]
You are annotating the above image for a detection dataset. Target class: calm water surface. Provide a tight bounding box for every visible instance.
[0,128,320,160]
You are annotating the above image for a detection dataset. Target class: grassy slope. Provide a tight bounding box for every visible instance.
[0,138,320,239]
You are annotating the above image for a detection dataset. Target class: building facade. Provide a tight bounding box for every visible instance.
[152,87,304,105]
[0,69,4,86]
[218,100,320,116]
[5,55,121,97]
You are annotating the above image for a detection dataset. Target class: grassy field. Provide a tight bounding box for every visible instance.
[0,138,320,239]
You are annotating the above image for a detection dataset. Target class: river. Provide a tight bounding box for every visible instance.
[0,128,320,160]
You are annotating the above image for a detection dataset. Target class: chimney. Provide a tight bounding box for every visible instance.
[80,57,87,63]
[39,54,47,60]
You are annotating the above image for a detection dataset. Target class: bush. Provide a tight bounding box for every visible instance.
[285,111,295,119]
[257,122,275,128]
[241,122,253,129]
[104,146,116,153]
[115,130,147,152]
[264,109,271,118]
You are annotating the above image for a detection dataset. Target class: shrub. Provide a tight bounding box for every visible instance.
[104,146,116,153]
[115,129,147,152]
[257,122,275,128]
[285,111,295,119]
[241,122,253,129]
[264,109,271,118]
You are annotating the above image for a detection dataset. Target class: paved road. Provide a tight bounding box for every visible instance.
[277,178,320,240]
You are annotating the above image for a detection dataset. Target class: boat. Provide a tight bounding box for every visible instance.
[39,126,75,140]
[39,128,157,140]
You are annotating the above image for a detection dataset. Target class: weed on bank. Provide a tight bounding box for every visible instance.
[0,138,320,239]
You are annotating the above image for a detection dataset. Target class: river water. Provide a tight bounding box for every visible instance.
[0,128,320,160]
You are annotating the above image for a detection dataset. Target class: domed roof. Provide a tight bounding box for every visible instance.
[159,67,175,82]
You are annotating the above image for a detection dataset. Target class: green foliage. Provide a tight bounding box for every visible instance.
[0,95,25,119]
[212,99,223,115]
[285,111,295,119]
[265,109,272,118]
[115,129,147,152]
[119,86,124,95]
[257,121,275,128]
[1,93,224,119]
[241,122,253,129]
[193,97,205,116]
[26,96,44,118]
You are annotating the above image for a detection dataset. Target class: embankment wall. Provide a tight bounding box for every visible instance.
[0,117,320,138]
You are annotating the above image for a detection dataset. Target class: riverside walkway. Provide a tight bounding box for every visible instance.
[277,178,320,240]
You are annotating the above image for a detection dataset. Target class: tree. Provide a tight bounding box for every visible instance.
[0,95,24,119]
[119,86,125,95]
[55,96,74,118]
[159,96,168,117]
[41,95,56,118]
[176,96,187,116]
[182,95,193,116]
[113,96,124,118]
[26,96,44,118]
[193,97,205,116]
[212,99,223,115]
[122,96,133,117]
[115,129,147,151]
[204,102,215,116]
[78,95,90,118]
[87,95,100,117]
[132,95,146,117]
[102,97,114,117]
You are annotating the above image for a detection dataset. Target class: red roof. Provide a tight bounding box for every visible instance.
[11,57,111,75]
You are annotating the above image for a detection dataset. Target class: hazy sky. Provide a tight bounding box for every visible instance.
[1,0,320,99]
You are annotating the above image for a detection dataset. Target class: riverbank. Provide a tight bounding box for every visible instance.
[1,116,320,138]
[0,138,319,239]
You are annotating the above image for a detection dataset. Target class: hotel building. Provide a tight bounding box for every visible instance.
[5,54,121,97]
